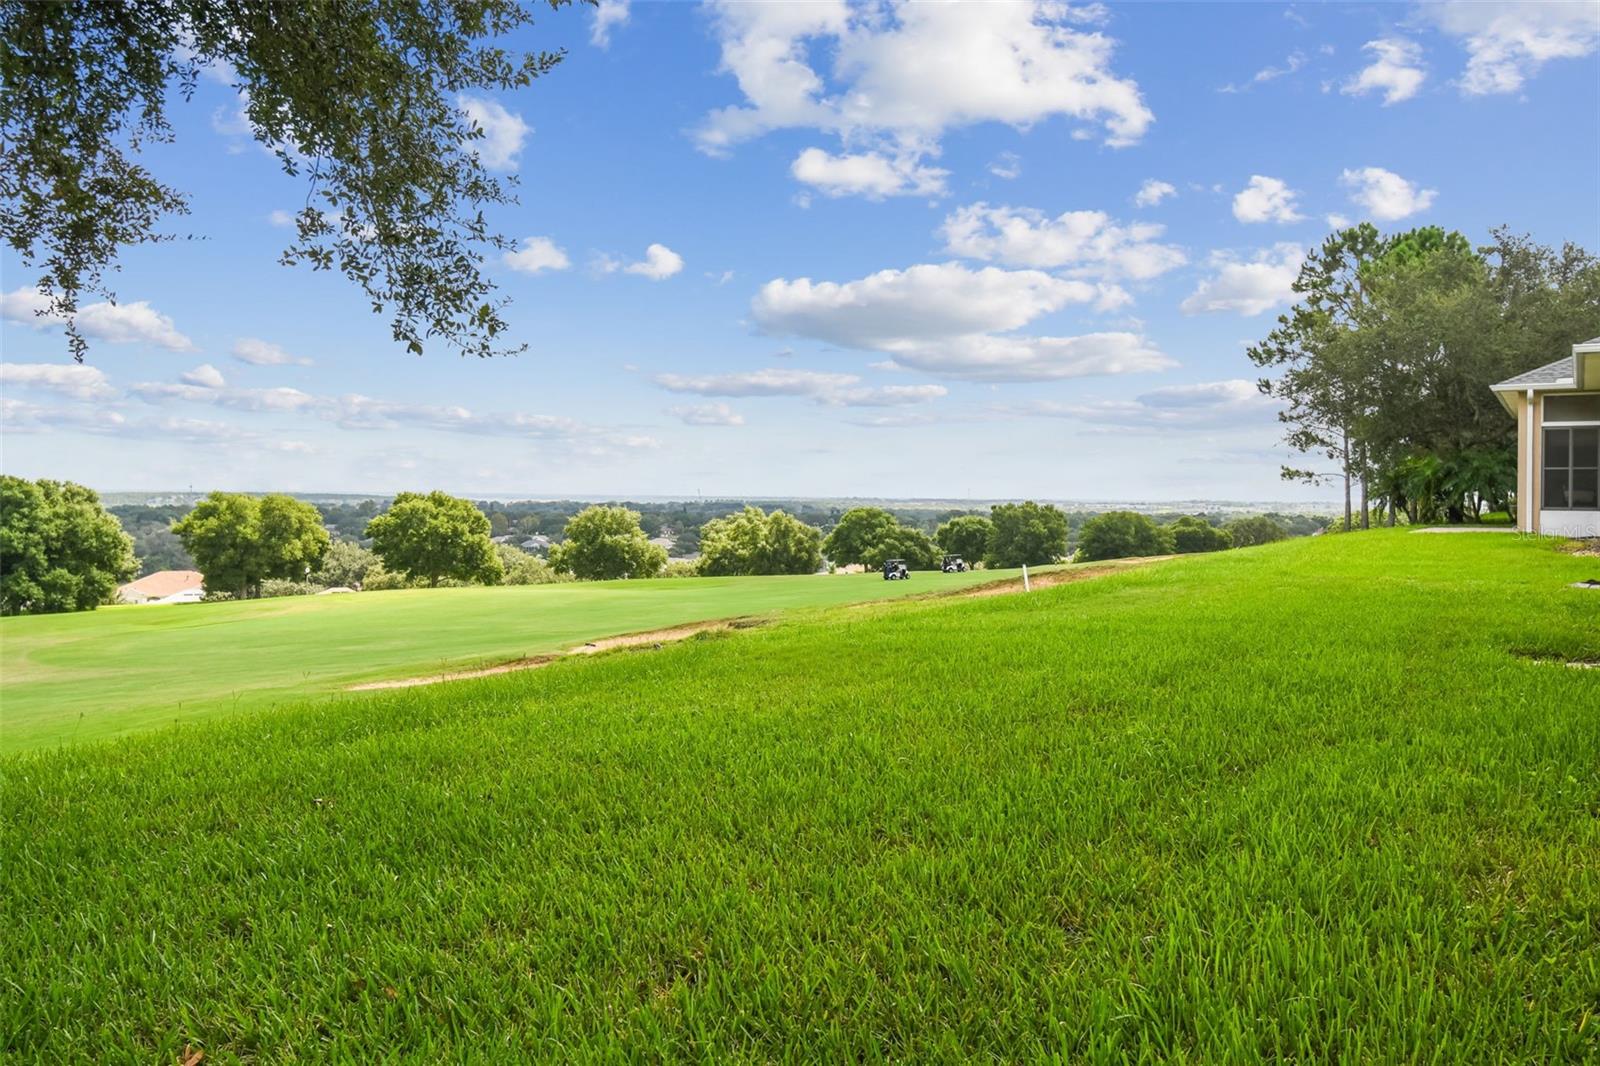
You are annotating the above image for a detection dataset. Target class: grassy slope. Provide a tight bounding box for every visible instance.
[0,565,1039,751]
[3,532,1598,1062]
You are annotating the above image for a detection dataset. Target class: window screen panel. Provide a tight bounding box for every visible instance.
[1544,394,1600,422]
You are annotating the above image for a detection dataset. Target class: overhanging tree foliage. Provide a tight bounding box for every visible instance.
[1,0,584,362]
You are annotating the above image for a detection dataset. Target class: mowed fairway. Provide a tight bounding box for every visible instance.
[3,532,1599,1061]
[0,564,1044,751]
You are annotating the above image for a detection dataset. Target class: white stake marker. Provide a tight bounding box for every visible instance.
[1022,564,1031,592]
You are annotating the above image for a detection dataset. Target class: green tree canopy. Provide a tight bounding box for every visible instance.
[2,0,583,362]
[365,491,502,587]
[820,507,899,568]
[1167,516,1232,554]
[1076,511,1172,562]
[0,476,136,615]
[935,515,993,563]
[174,492,329,598]
[861,526,938,571]
[547,505,666,581]
[1224,516,1289,548]
[986,502,1069,568]
[698,506,823,576]
[494,543,564,585]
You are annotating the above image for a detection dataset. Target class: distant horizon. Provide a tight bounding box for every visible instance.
[98,487,1344,512]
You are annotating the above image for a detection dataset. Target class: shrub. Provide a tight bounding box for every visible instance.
[1077,511,1174,561]
[258,578,322,598]
[495,543,567,585]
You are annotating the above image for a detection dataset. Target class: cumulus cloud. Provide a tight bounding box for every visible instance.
[696,1,1151,196]
[503,236,571,274]
[940,203,1186,280]
[1181,244,1304,316]
[231,338,313,367]
[181,364,226,389]
[0,397,129,434]
[622,243,684,280]
[457,94,531,170]
[1342,38,1427,104]
[667,402,745,426]
[1133,179,1176,207]
[1340,166,1436,220]
[0,362,117,401]
[653,367,948,407]
[590,0,629,48]
[751,261,1171,381]
[1003,379,1278,429]
[791,147,948,199]
[754,262,1110,349]
[1,287,196,351]
[1231,176,1305,224]
[1426,0,1600,95]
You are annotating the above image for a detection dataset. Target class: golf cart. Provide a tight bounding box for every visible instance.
[941,554,969,573]
[882,558,910,580]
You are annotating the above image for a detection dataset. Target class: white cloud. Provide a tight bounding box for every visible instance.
[591,0,629,48]
[0,362,117,401]
[940,203,1185,280]
[1340,166,1436,221]
[181,364,226,389]
[1426,1,1600,95]
[1005,379,1278,429]
[750,261,1170,382]
[503,236,571,274]
[1133,179,1176,207]
[457,94,531,170]
[622,243,684,280]
[653,367,948,407]
[696,0,1152,192]
[988,152,1022,180]
[267,209,294,227]
[667,402,745,426]
[1231,176,1305,224]
[132,381,321,412]
[753,262,1106,348]
[880,331,1174,383]
[1326,213,1352,230]
[1221,50,1307,92]
[1342,38,1426,104]
[0,397,129,434]
[791,147,948,199]
[231,338,313,367]
[1,287,196,351]
[1181,244,1304,316]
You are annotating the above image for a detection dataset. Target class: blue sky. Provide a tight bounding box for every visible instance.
[3,1,1597,501]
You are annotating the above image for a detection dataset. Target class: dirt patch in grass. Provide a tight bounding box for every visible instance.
[953,556,1168,598]
[1511,649,1600,670]
[348,618,765,690]
[350,560,1162,692]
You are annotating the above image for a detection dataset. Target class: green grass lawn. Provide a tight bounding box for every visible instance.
[3,531,1598,1061]
[0,564,1044,752]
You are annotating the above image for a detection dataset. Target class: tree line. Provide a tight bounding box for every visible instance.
[1251,226,1600,527]
[3,477,1302,615]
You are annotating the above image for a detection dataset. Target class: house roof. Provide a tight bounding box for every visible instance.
[118,570,204,598]
[1492,356,1575,390]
